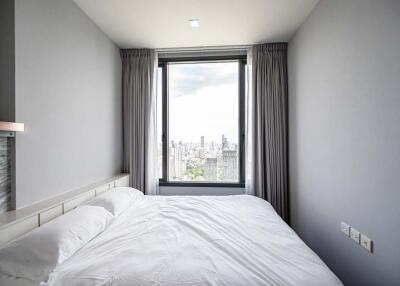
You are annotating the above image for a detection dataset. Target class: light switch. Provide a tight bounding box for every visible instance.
[360,234,373,253]
[340,222,350,236]
[350,228,360,243]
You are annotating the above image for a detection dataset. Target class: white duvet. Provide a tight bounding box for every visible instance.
[20,195,342,285]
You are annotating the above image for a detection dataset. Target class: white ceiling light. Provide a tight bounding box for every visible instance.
[189,19,200,28]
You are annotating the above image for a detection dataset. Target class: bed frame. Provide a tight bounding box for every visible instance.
[0,173,130,247]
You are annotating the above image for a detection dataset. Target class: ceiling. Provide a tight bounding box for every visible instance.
[74,0,319,49]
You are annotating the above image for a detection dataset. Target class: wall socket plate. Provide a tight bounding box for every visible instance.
[341,222,373,253]
[340,222,350,236]
[350,228,360,243]
[360,234,373,253]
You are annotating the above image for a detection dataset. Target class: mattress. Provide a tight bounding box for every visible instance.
[39,194,342,286]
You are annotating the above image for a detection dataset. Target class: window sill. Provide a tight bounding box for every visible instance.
[159,181,245,188]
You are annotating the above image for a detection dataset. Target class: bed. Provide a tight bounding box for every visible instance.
[0,183,342,286]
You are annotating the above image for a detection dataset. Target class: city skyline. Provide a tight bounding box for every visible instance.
[163,134,239,183]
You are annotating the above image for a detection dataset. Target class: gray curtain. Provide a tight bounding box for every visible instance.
[250,43,289,221]
[121,49,158,194]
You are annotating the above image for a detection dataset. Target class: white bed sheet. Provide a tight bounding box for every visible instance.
[44,195,342,286]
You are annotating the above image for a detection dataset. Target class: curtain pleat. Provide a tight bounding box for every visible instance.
[249,43,289,221]
[120,49,158,195]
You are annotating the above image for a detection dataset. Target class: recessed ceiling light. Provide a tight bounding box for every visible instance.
[189,19,200,28]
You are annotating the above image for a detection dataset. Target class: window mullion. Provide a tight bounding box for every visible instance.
[162,63,169,182]
[239,59,246,184]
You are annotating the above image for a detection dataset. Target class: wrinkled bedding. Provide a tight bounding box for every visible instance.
[41,195,342,286]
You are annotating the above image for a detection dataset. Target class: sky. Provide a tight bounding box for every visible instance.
[157,61,239,144]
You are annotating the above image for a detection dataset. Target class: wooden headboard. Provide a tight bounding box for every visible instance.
[0,173,130,247]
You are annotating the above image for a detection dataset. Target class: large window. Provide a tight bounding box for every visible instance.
[158,56,245,186]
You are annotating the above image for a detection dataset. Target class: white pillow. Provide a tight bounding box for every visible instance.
[0,205,112,283]
[84,187,143,216]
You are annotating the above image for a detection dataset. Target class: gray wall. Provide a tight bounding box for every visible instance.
[288,1,400,285]
[0,0,15,122]
[14,0,122,208]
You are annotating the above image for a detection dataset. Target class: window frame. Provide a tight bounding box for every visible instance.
[158,55,246,188]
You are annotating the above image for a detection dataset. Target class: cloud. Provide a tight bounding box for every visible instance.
[169,62,238,97]
[163,62,239,143]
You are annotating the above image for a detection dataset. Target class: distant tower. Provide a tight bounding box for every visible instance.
[222,150,238,181]
[169,141,184,181]
[200,136,205,149]
[222,135,228,150]
[204,157,218,181]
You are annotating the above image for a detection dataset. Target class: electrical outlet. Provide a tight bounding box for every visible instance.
[340,222,350,236]
[350,228,360,243]
[360,234,373,253]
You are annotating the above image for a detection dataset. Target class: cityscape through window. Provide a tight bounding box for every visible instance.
[157,61,241,183]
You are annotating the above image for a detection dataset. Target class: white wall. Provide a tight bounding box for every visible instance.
[14,0,122,208]
[288,0,400,285]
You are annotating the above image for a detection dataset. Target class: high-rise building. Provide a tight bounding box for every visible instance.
[222,135,228,150]
[200,136,204,149]
[169,141,185,180]
[204,157,218,181]
[210,141,215,152]
[222,150,238,181]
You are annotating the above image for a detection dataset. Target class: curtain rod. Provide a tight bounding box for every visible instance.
[155,45,251,54]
